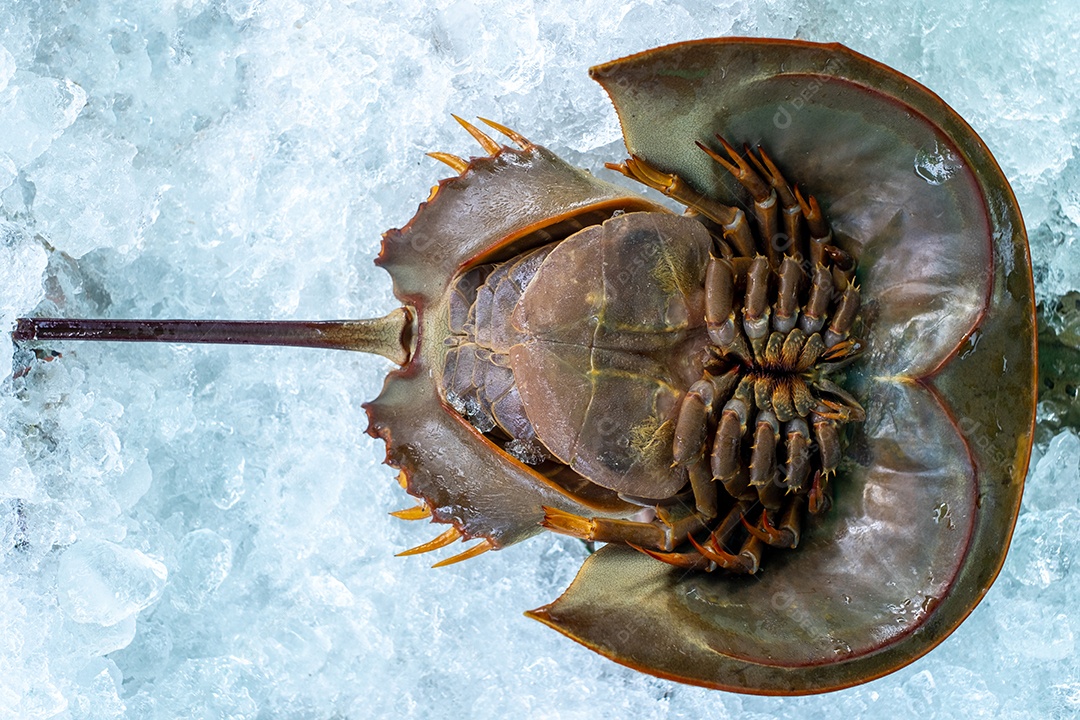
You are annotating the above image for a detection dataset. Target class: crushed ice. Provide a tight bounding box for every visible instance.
[2,1,1079,717]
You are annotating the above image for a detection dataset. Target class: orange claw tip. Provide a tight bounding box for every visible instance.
[742,511,794,548]
[686,531,717,558]
[714,134,739,155]
[793,184,812,215]
[808,471,832,515]
[389,504,432,521]
[753,143,775,165]
[430,538,495,568]
[696,139,732,167]
[477,117,531,149]
[760,509,781,538]
[756,143,779,169]
[714,136,744,165]
[626,542,657,558]
[740,515,773,544]
[395,526,462,557]
[426,152,470,173]
[745,146,770,176]
[628,542,679,564]
[451,114,501,155]
[687,532,748,572]
[629,542,713,570]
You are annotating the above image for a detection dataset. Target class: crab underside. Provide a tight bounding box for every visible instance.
[13,37,1035,696]
[434,132,867,575]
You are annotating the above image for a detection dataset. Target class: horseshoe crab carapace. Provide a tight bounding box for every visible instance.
[13,38,1036,693]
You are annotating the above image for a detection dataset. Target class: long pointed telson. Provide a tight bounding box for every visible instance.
[12,307,414,366]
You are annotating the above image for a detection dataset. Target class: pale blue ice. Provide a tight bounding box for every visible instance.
[1,1,1078,718]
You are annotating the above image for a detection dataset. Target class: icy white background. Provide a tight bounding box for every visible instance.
[1,1,1078,718]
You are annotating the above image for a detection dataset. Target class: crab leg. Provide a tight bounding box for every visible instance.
[705,257,753,364]
[821,338,861,363]
[749,410,783,510]
[743,256,771,361]
[697,137,771,201]
[716,209,759,260]
[825,245,857,289]
[795,188,833,268]
[798,265,833,335]
[541,504,709,553]
[693,501,761,573]
[672,374,729,520]
[631,543,715,571]
[808,470,832,515]
[687,459,718,519]
[672,378,716,466]
[778,498,805,546]
[813,379,867,422]
[673,377,725,518]
[773,256,803,334]
[711,377,754,485]
[607,156,758,257]
[635,500,754,573]
[782,418,813,493]
[698,137,782,267]
[692,531,762,575]
[748,145,806,261]
[722,464,754,503]
[823,283,861,348]
[811,408,842,477]
[743,496,804,549]
[705,256,734,339]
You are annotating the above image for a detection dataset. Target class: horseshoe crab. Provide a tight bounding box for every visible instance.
[12,38,1035,693]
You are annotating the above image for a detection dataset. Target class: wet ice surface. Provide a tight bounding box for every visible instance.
[1,1,1078,717]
